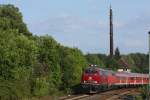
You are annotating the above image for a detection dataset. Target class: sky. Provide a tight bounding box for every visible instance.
[0,0,150,54]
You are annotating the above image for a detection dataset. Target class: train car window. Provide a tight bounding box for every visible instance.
[119,76,126,80]
[130,77,134,80]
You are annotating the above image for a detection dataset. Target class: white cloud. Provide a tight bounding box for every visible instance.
[28,12,150,54]
[28,13,109,53]
[35,15,104,34]
[114,12,150,54]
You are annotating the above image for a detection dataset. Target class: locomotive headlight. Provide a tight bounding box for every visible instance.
[94,81,98,84]
[94,73,97,76]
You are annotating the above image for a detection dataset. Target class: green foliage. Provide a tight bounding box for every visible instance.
[0,5,87,96]
[60,47,87,93]
[85,54,121,71]
[33,36,62,95]
[0,29,36,80]
[122,53,148,73]
[105,57,120,71]
[85,53,148,72]
[0,4,31,36]
[0,29,37,99]
[139,85,149,99]
[33,77,49,96]
[85,54,105,67]
[0,78,31,100]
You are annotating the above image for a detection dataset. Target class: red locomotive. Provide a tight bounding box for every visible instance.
[81,65,149,93]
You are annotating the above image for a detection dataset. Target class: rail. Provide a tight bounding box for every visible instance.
[59,88,140,100]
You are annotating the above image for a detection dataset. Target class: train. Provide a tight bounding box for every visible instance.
[81,65,149,93]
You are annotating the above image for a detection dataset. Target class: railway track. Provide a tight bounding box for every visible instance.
[59,88,140,100]
[59,94,90,100]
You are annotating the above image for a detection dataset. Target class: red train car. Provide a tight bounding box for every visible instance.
[81,65,148,93]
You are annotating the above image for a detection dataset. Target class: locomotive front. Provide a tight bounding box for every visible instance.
[81,65,102,93]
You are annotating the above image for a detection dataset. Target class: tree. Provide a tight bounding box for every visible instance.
[60,47,87,93]
[115,47,121,60]
[32,36,63,95]
[0,4,32,36]
[85,54,105,67]
[105,57,120,71]
[0,29,37,99]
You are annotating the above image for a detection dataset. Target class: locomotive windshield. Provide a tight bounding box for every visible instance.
[85,67,98,74]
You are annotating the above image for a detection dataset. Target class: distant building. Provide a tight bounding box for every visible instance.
[117,69,131,73]
[118,57,131,72]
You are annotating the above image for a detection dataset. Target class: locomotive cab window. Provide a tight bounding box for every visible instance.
[103,71,108,76]
[99,70,103,75]
[85,68,98,74]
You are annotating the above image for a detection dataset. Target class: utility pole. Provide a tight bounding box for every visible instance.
[109,5,114,56]
[148,31,150,99]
